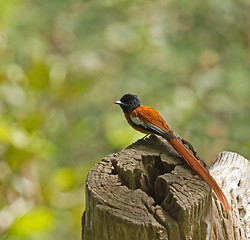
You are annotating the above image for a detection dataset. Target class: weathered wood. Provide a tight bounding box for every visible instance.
[82,135,249,240]
[209,152,250,240]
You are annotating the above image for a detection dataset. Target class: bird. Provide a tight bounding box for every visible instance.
[115,93,231,212]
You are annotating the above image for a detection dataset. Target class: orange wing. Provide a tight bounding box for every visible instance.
[131,105,173,134]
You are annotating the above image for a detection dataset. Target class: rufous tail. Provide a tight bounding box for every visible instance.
[168,137,231,212]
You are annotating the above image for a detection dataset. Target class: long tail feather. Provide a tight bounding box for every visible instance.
[168,137,231,212]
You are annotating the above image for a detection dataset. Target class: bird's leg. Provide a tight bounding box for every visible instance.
[141,134,150,140]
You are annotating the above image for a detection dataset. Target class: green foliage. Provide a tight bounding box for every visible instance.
[9,208,53,238]
[0,0,249,239]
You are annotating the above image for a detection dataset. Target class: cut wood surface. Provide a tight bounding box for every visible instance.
[82,135,249,240]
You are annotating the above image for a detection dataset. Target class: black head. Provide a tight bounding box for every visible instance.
[115,94,141,113]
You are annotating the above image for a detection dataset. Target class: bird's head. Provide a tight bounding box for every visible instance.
[115,94,141,113]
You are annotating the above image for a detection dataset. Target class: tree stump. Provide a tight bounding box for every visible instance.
[82,135,250,240]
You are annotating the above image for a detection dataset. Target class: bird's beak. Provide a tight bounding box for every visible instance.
[115,100,128,106]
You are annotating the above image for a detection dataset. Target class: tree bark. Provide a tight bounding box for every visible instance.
[82,135,249,240]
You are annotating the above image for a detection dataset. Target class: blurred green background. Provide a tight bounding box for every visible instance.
[0,0,249,239]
